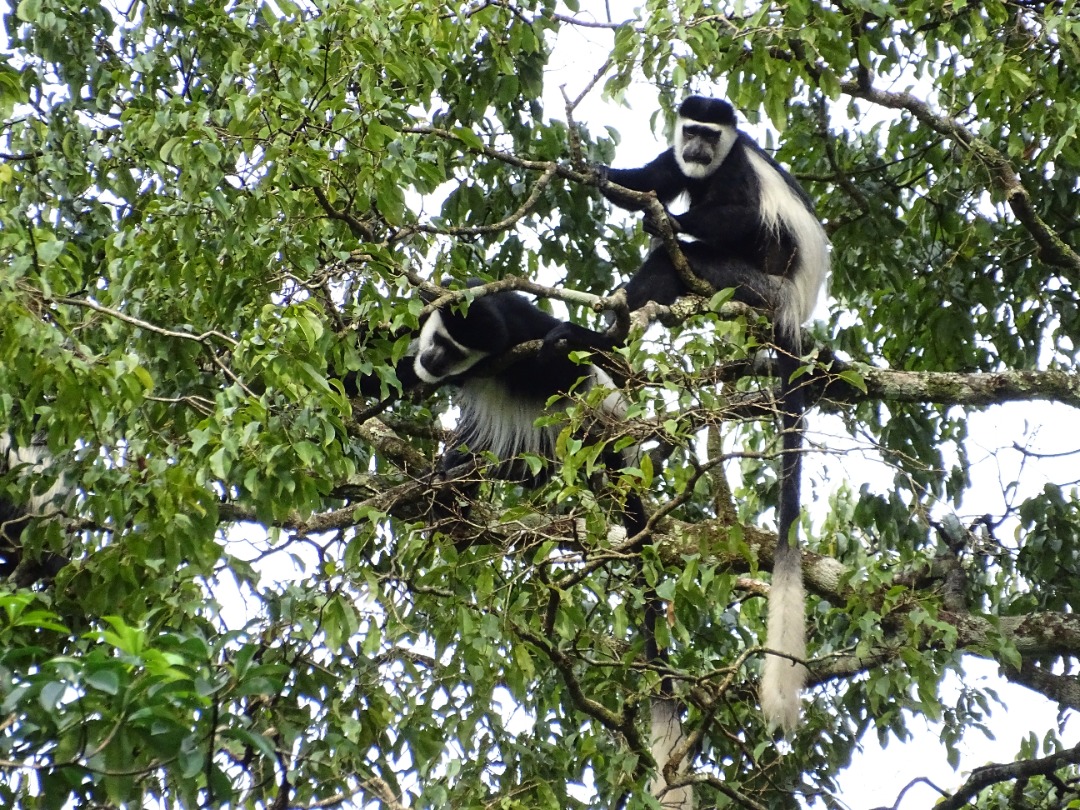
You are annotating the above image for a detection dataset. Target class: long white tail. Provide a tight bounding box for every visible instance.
[759,346,808,734]
[760,541,806,733]
[649,697,695,810]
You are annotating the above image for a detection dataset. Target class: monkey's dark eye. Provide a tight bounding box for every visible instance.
[683,125,720,144]
[433,334,467,362]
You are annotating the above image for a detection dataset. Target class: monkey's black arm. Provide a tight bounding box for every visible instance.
[670,204,766,247]
[601,150,687,210]
[541,320,620,355]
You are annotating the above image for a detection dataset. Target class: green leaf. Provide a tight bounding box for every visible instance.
[85,669,121,696]
[837,368,867,393]
[15,0,40,21]
[452,127,484,150]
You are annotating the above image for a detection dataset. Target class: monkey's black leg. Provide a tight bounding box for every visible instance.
[635,242,776,311]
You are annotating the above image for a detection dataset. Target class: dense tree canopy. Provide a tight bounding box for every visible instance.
[1,0,1079,807]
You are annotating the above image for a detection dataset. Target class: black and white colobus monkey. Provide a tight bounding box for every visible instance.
[0,432,71,584]
[547,96,830,734]
[389,281,687,801]
[410,280,632,487]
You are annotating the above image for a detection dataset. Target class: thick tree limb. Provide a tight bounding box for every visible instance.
[355,776,409,810]
[1003,661,1080,712]
[822,363,1080,410]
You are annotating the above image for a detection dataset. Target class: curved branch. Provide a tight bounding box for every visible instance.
[595,177,711,298]
[411,274,603,316]
[53,296,238,347]
[512,622,648,757]
[398,122,705,300]
[311,186,376,241]
[935,741,1080,810]
[836,78,1080,278]
[404,164,559,237]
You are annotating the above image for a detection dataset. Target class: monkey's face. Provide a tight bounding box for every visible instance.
[674,120,736,179]
[413,311,486,383]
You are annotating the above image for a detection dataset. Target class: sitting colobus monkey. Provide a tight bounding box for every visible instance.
[407,283,688,802]
[547,96,830,735]
[0,432,71,584]
[363,281,689,798]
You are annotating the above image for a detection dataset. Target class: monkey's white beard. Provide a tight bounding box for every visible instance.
[456,378,559,461]
[674,121,736,180]
[455,365,630,466]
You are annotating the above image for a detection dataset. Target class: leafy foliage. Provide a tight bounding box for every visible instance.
[1,1,1078,808]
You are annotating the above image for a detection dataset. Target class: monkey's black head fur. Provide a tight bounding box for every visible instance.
[678,96,736,126]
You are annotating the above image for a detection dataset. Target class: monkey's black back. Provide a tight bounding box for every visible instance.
[438,290,599,402]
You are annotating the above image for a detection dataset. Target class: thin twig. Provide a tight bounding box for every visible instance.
[403,164,558,237]
[53,296,238,347]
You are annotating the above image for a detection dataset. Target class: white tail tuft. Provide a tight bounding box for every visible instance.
[760,544,807,735]
[648,697,695,810]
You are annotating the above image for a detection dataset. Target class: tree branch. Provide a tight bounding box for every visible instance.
[53,296,238,347]
[935,741,1080,810]
[821,362,1080,410]
[836,78,1080,279]
[511,622,649,761]
[311,186,376,241]
[1003,660,1080,712]
[402,164,559,238]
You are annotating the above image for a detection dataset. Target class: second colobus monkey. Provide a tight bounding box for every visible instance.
[0,432,71,584]
[410,280,632,486]
[547,96,830,735]
[370,280,683,800]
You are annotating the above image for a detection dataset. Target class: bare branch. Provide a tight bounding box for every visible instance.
[53,296,238,347]
[412,274,603,316]
[935,741,1080,810]
[401,124,595,185]
[868,777,949,810]
[402,164,559,237]
[595,177,712,297]
[355,776,409,810]
[561,59,613,169]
